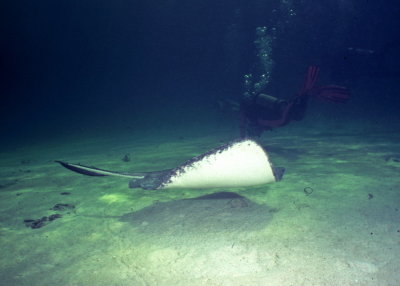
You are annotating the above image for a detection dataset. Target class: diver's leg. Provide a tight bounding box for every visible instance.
[287,95,309,121]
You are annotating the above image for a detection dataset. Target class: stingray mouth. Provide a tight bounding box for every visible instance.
[272,167,285,181]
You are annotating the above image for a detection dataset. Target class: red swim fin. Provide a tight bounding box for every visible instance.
[299,66,350,103]
[299,65,320,95]
[314,85,350,103]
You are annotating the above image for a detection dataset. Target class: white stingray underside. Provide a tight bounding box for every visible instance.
[161,139,276,189]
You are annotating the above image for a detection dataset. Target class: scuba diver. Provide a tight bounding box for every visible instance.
[240,66,350,138]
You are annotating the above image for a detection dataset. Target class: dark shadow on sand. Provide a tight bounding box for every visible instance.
[120,192,277,235]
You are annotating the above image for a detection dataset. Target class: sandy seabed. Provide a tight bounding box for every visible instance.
[1,126,399,286]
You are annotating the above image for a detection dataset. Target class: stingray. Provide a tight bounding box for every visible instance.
[56,139,285,190]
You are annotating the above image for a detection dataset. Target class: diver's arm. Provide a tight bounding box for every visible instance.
[240,111,248,138]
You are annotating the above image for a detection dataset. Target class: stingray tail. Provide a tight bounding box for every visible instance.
[55,161,145,179]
